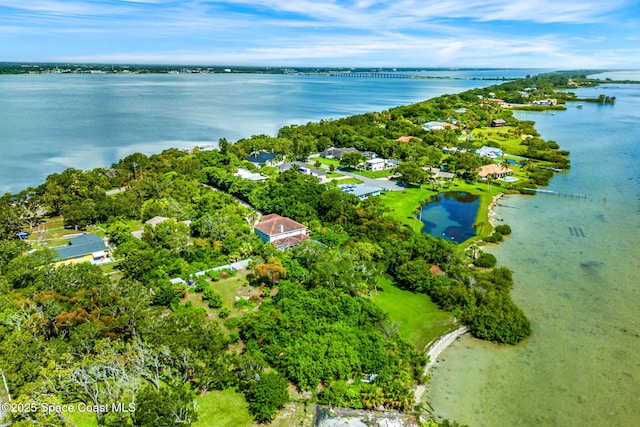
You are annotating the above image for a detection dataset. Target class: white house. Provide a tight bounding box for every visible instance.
[423,121,445,131]
[364,158,387,172]
[475,146,504,159]
[253,214,309,249]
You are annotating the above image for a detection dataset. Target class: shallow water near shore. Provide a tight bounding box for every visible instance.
[428,85,640,426]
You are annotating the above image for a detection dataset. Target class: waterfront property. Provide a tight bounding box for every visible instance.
[253,213,309,249]
[338,183,382,200]
[478,164,513,179]
[53,233,111,266]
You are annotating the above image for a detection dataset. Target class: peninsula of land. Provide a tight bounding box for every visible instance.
[0,71,597,427]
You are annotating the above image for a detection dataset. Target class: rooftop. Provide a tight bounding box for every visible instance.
[254,213,307,236]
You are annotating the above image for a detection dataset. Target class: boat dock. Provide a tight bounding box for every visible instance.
[524,188,587,198]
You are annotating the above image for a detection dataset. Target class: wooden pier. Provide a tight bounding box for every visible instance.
[524,188,587,198]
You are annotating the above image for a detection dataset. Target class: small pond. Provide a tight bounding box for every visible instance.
[418,191,480,243]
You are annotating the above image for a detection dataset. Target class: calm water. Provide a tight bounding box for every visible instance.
[419,192,479,242]
[0,71,535,194]
[428,85,640,426]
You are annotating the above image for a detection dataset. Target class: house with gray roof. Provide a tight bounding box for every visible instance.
[338,184,382,200]
[54,233,110,265]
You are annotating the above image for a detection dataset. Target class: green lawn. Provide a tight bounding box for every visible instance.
[378,187,438,229]
[325,171,344,178]
[64,406,100,427]
[183,269,253,324]
[352,168,395,179]
[193,389,256,427]
[372,277,455,350]
[471,126,528,156]
[312,157,340,168]
[334,177,363,185]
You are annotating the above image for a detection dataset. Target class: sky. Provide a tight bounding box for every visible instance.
[1,0,639,69]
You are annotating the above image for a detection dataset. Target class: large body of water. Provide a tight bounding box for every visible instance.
[2,69,639,426]
[0,69,544,194]
[428,84,640,426]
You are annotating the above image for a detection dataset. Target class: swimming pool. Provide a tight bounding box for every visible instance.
[501,176,519,182]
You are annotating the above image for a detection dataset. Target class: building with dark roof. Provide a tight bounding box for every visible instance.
[245,150,280,166]
[54,233,110,266]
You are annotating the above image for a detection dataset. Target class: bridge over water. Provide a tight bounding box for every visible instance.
[328,72,412,79]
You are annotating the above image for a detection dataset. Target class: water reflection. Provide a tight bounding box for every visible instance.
[418,192,479,242]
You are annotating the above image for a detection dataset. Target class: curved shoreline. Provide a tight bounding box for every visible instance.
[414,326,469,404]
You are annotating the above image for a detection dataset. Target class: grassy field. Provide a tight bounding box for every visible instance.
[333,177,363,185]
[471,126,528,156]
[372,277,455,350]
[351,168,395,179]
[193,389,256,427]
[181,268,266,334]
[325,171,344,178]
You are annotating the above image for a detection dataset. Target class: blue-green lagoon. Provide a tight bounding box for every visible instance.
[428,84,640,426]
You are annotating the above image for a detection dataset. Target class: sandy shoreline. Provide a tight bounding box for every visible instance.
[487,192,505,226]
[414,326,469,404]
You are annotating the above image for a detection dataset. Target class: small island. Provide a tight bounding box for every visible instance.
[0,71,599,426]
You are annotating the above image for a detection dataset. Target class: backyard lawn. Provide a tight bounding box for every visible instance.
[372,277,456,350]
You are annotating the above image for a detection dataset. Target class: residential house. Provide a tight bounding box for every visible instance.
[424,167,455,179]
[361,151,378,159]
[478,164,513,179]
[53,233,110,266]
[278,162,327,180]
[338,184,381,200]
[235,168,267,181]
[245,150,280,166]
[455,108,468,114]
[423,121,445,131]
[396,136,422,143]
[320,147,358,160]
[475,146,504,159]
[253,214,310,249]
[364,158,387,172]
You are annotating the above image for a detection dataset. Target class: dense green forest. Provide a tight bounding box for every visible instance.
[0,73,583,426]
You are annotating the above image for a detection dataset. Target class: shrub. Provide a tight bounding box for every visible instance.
[484,232,503,243]
[203,287,223,309]
[234,298,256,310]
[494,224,512,235]
[474,252,497,268]
[194,278,209,293]
[207,270,221,281]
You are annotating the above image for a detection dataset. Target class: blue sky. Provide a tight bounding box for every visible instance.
[1,0,639,68]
